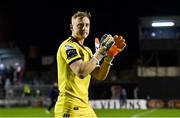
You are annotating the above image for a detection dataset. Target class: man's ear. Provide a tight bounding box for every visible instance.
[70,24,73,31]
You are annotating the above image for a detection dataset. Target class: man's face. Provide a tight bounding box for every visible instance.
[71,16,90,40]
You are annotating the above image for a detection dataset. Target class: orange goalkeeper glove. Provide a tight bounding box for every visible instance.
[107,35,126,58]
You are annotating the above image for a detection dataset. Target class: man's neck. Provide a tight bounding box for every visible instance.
[78,40,84,45]
[71,35,84,45]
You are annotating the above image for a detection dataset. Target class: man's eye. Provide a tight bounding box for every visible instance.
[78,24,83,28]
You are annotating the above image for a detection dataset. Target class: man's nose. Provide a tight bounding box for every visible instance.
[82,25,86,30]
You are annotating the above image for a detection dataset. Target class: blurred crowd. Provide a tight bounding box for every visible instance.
[0,62,24,99]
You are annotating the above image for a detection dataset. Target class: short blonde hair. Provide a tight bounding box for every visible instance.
[71,11,91,22]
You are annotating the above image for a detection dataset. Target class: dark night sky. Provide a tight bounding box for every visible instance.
[0,0,180,69]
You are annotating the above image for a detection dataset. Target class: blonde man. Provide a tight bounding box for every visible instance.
[55,11,126,118]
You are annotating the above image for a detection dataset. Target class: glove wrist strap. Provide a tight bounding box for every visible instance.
[104,56,114,66]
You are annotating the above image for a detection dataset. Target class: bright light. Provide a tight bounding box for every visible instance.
[152,22,174,27]
[151,32,156,37]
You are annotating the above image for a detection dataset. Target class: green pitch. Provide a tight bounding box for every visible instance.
[0,107,180,117]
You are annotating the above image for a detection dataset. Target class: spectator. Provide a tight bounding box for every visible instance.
[111,85,121,99]
[23,84,31,97]
[0,64,8,78]
[134,86,139,99]
[46,82,59,113]
[0,75,5,99]
[5,77,13,99]
[14,62,24,83]
[120,87,127,105]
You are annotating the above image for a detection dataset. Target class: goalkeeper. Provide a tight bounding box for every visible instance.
[54,11,126,118]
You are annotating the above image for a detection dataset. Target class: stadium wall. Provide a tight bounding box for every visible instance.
[138,77,180,99]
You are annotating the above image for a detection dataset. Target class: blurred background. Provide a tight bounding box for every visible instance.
[0,0,180,112]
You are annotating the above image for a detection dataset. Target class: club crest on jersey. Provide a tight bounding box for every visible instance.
[65,45,78,59]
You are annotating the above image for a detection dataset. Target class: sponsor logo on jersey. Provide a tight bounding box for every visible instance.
[65,45,78,59]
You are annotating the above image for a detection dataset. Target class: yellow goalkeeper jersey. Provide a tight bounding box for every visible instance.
[55,36,93,114]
